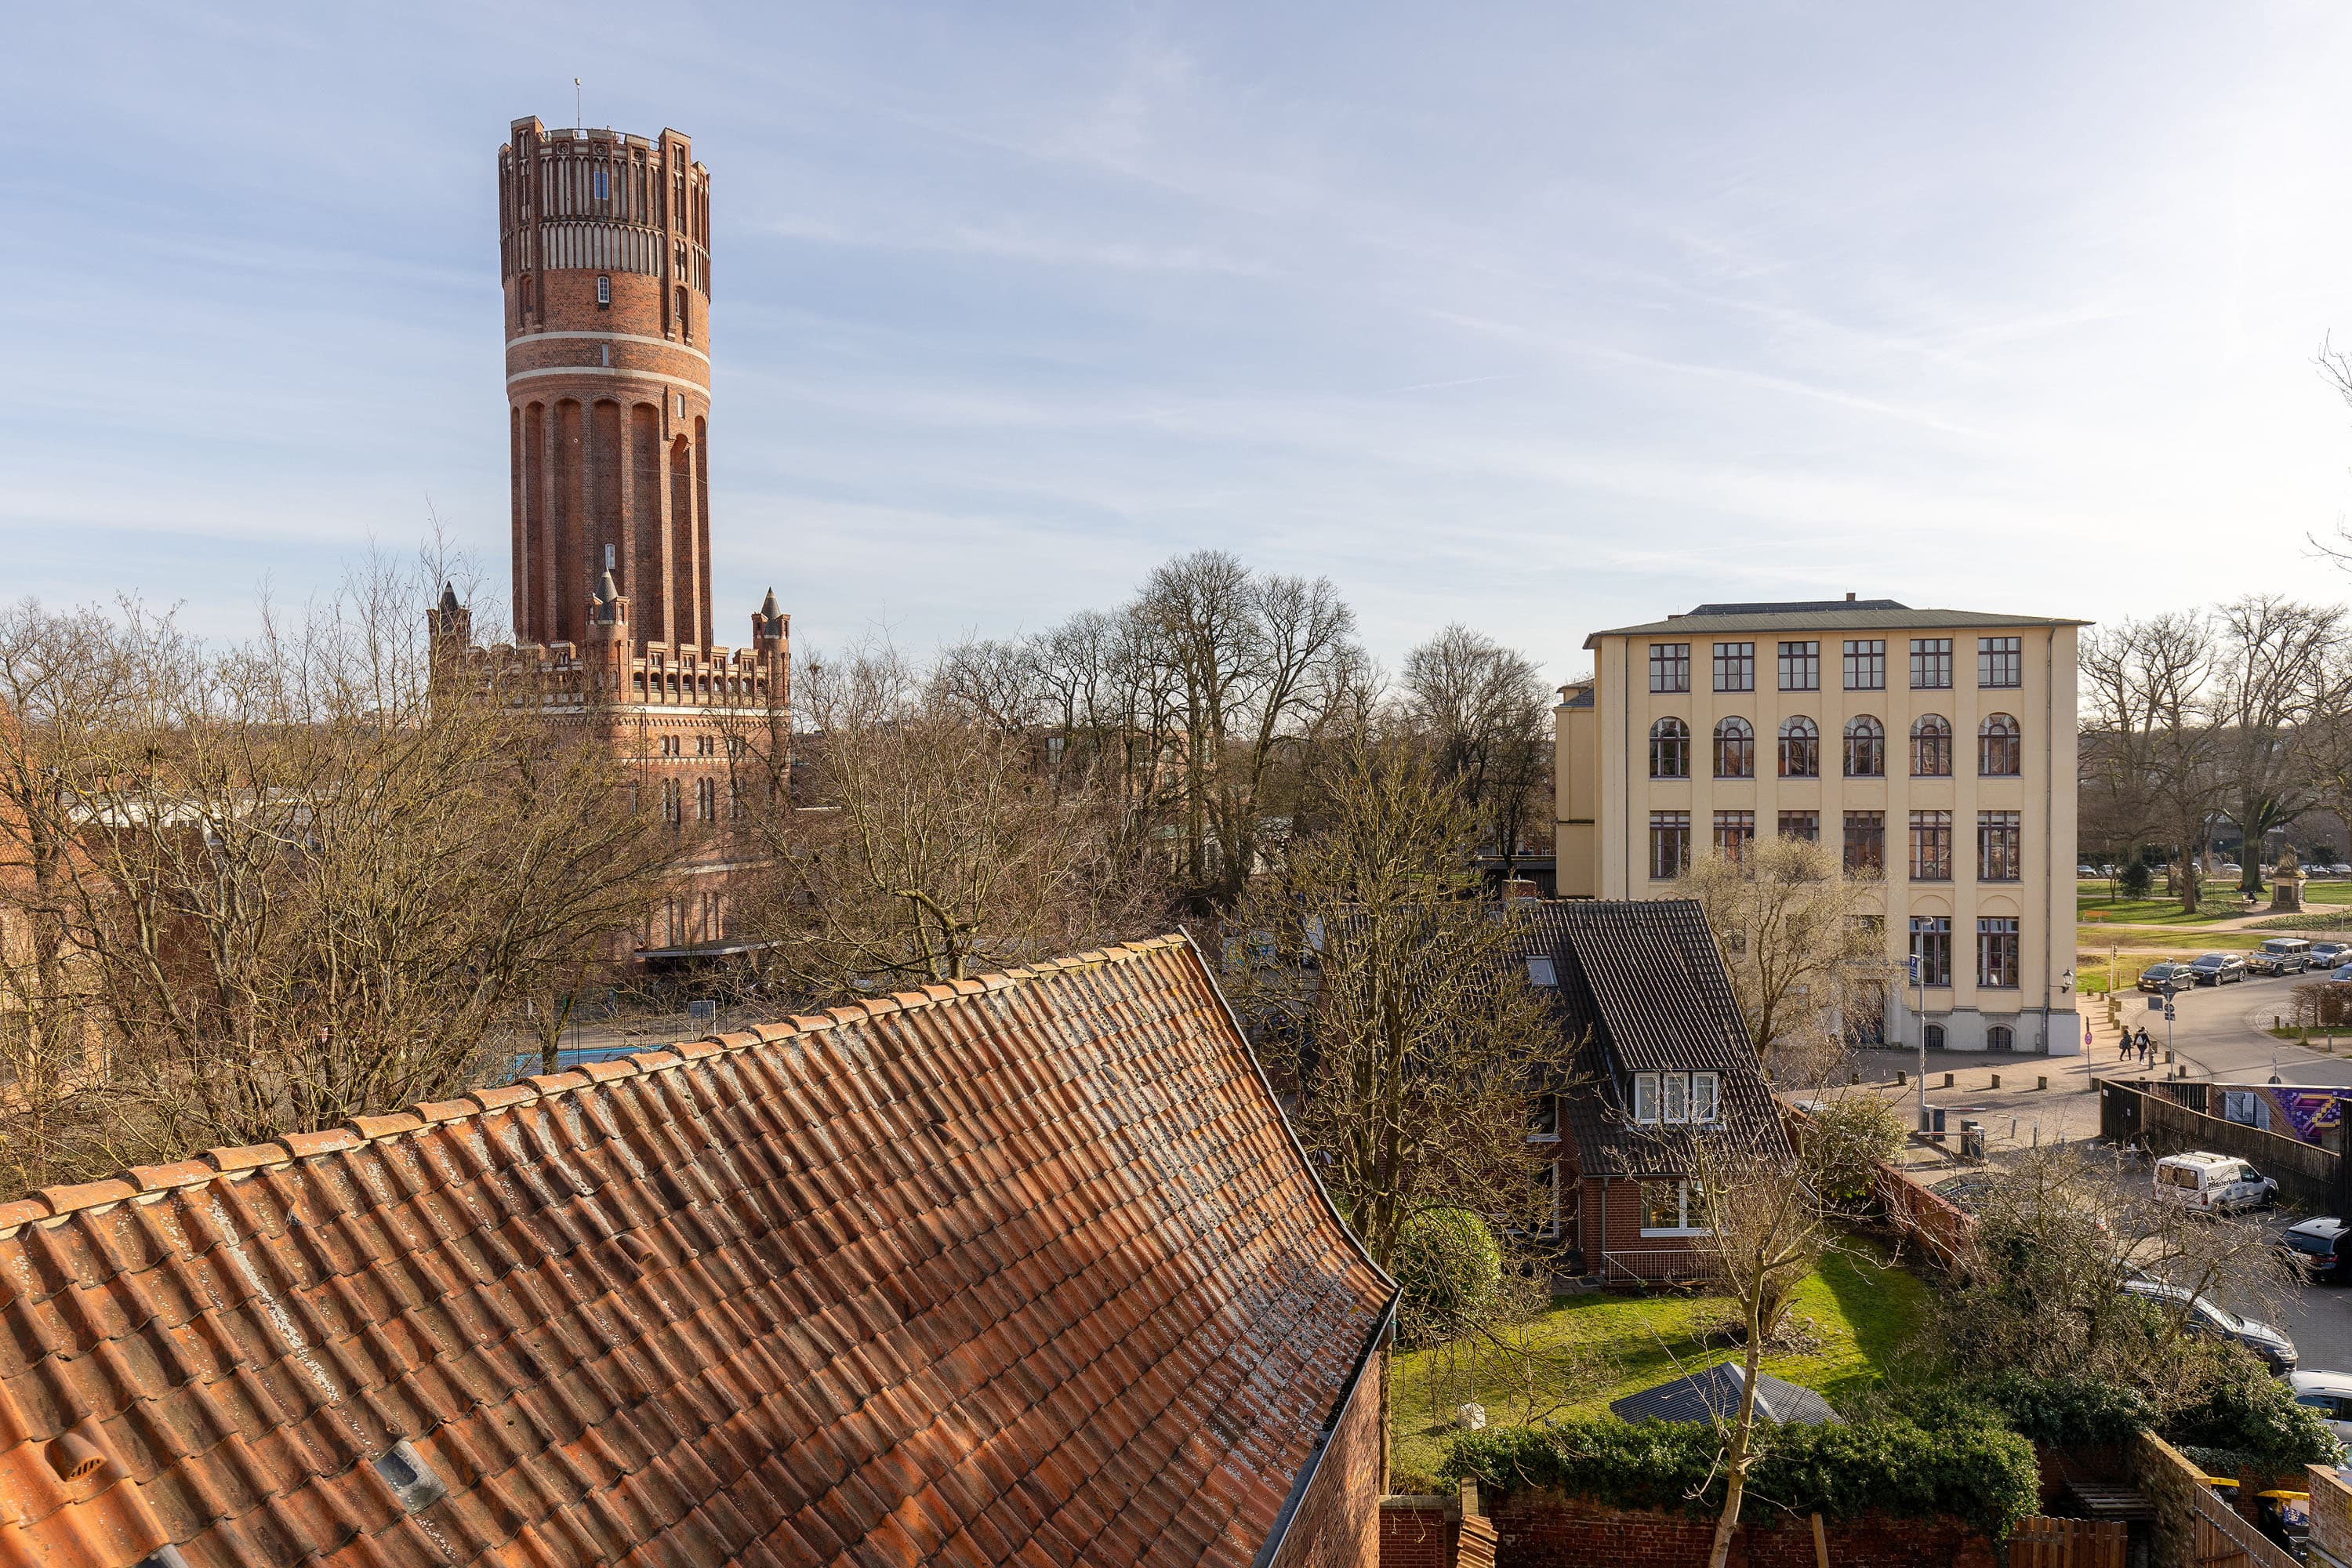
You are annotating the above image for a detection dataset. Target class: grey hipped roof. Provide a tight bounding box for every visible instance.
[1610,1363,1841,1426]
[1584,599,2089,646]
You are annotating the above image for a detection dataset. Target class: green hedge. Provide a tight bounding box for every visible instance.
[1442,1413,2040,1540]
[1969,1370,2154,1448]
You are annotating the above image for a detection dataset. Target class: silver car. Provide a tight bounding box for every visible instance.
[2292,1370,2352,1443]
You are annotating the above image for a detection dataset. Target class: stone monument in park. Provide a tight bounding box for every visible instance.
[2270,845,2307,913]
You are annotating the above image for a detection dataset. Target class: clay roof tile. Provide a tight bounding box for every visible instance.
[0,936,1392,1568]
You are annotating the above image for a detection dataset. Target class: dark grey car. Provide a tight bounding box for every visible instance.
[2190,952,2247,985]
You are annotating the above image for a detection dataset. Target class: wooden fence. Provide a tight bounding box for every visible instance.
[2009,1515,2126,1568]
[2099,1080,2341,1211]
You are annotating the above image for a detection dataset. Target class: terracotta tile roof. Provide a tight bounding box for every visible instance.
[0,935,1394,1568]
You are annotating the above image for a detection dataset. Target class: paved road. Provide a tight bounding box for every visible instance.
[2274,1270,2352,1375]
[2116,965,2352,1086]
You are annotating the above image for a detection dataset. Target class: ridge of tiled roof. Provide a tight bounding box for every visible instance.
[1583,604,2089,644]
[0,938,1184,1234]
[0,934,1396,1568]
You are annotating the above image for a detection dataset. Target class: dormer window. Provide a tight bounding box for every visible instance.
[1632,1070,1720,1125]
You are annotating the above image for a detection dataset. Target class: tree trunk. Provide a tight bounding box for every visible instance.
[1706,1323,1766,1568]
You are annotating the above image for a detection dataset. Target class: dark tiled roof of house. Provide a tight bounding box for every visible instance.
[0,935,1395,1568]
[1509,900,1789,1177]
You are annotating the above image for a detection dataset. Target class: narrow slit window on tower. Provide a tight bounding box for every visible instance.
[675,392,685,418]
[675,288,690,340]
[596,274,611,307]
[593,165,609,201]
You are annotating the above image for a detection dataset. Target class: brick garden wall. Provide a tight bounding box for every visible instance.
[1479,1490,1995,1568]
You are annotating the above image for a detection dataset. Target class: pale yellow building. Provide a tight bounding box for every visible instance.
[1557,597,2085,1056]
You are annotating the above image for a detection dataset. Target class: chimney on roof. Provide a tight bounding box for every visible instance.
[1845,592,1856,601]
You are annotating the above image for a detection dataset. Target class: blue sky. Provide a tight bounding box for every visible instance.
[9,3,2352,681]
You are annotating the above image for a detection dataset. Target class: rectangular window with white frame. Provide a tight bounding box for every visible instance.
[1640,1180,1711,1236]
[1633,1072,1659,1123]
[1632,1069,1719,1125]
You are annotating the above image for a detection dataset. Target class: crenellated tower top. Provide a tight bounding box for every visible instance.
[499,115,718,658]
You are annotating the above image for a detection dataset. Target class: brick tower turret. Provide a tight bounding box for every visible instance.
[459,114,790,967]
[499,116,714,655]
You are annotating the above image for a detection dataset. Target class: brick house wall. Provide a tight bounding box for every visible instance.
[1481,1491,1994,1568]
[1576,1174,1708,1280]
[1274,1352,1386,1568]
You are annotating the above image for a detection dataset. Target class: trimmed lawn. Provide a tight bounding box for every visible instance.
[2076,927,2262,954]
[1387,1242,1929,1483]
[2077,890,2242,926]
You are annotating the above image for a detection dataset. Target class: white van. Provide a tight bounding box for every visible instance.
[2249,938,2314,976]
[2154,1151,2278,1214]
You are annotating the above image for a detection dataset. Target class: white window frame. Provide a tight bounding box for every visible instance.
[1639,1179,1713,1238]
[1691,1072,1719,1125]
[596,274,612,306]
[1662,1072,1690,1124]
[1526,955,1557,988]
[1633,1072,1659,1124]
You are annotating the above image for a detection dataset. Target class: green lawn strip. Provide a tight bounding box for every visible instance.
[1387,1242,1929,1481]
[2075,928,2263,956]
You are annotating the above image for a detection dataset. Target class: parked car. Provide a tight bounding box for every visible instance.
[2078,864,2100,877]
[2155,1151,2278,1213]
[2123,1277,2298,1372]
[2190,952,2248,985]
[2249,938,2314,976]
[2328,963,2352,984]
[2140,962,2198,993]
[2290,1370,2352,1443]
[2309,942,2352,970]
[2281,1217,2351,1282]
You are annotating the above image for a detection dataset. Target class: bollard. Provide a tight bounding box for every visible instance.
[2165,1051,2174,1064]
[1896,1069,1907,1086]
[1991,1073,2002,1089]
[1943,1072,1955,1089]
[2036,1075,2048,1091]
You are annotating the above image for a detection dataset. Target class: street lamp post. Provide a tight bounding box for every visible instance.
[1911,952,1928,1131]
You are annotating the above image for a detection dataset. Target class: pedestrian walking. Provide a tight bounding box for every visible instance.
[2119,1031,2134,1062]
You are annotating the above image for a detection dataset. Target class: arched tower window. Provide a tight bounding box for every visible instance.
[1980,713,2022,776]
[1713,717,1754,779]
[1650,717,1690,779]
[1777,716,1819,778]
[596,274,611,307]
[1843,716,1885,777]
[1910,714,1951,777]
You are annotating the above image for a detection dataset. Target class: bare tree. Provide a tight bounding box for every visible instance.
[1225,736,1565,1274]
[1401,625,1553,882]
[1686,1137,1828,1568]
[1671,837,1879,1083]
[0,558,681,1194]
[2079,615,2227,912]
[2209,596,2342,891]
[1138,551,1362,909]
[736,641,1165,1004]
[1931,1145,2296,1410]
